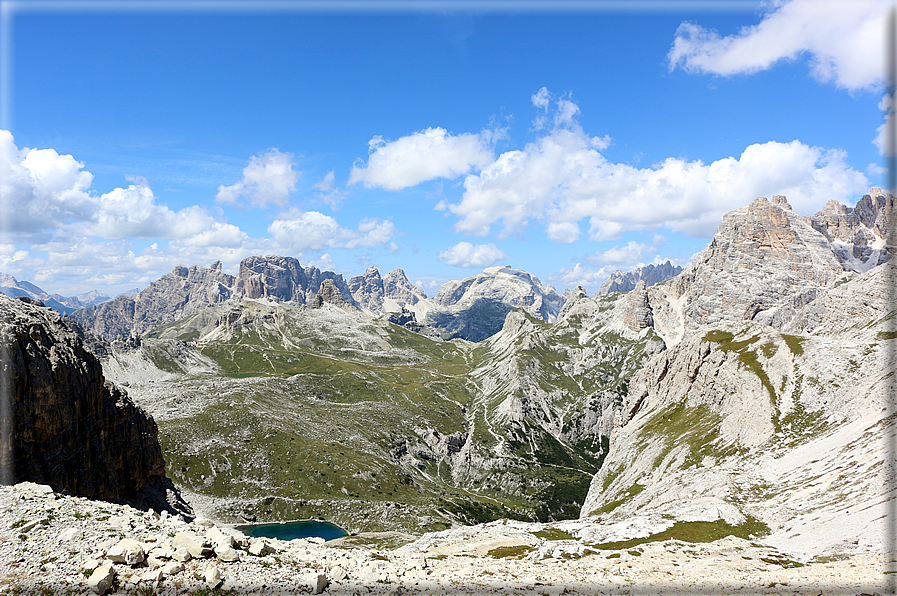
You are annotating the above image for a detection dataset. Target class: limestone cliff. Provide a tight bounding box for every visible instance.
[0,294,165,501]
[597,261,683,296]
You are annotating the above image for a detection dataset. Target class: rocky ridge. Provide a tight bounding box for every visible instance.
[0,274,110,315]
[71,257,360,341]
[577,191,896,562]
[647,194,888,345]
[0,294,165,502]
[596,261,683,296]
[348,266,429,318]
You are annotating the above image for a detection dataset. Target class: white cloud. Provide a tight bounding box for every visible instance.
[306,253,339,273]
[344,218,396,249]
[315,170,335,191]
[87,180,240,242]
[0,130,95,240]
[268,208,395,252]
[531,87,550,111]
[216,149,298,209]
[348,127,494,191]
[449,114,868,240]
[588,238,663,266]
[668,0,889,91]
[875,93,894,156]
[438,241,508,268]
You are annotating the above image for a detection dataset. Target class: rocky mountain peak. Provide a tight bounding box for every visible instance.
[311,278,354,310]
[597,261,683,296]
[656,194,848,342]
[348,266,385,313]
[805,187,894,272]
[383,268,427,304]
[433,266,563,323]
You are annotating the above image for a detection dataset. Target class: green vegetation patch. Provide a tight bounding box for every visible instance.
[487,545,535,559]
[876,330,897,341]
[532,528,574,541]
[589,517,770,550]
[781,334,805,356]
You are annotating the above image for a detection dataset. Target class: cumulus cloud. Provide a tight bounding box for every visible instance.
[0,130,94,240]
[216,149,298,209]
[668,0,889,91]
[268,208,395,252]
[348,127,494,191]
[438,241,508,268]
[588,235,666,266]
[449,119,868,240]
[875,93,894,156]
[0,132,398,294]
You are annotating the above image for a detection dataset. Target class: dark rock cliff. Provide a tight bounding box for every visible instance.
[0,294,166,501]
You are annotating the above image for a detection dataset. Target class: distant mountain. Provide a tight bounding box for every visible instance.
[0,273,110,314]
[597,261,683,296]
[75,259,569,343]
[348,266,430,318]
[424,266,564,342]
[72,256,359,340]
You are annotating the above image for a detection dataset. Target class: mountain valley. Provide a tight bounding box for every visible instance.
[2,188,895,591]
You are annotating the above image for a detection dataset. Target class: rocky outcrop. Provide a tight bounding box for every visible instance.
[349,267,430,316]
[805,187,894,272]
[597,261,683,296]
[72,263,236,340]
[651,196,849,343]
[0,294,165,500]
[310,279,354,310]
[623,281,653,331]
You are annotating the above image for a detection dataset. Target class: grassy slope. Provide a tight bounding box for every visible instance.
[143,298,659,533]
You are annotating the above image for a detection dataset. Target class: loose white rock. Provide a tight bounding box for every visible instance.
[87,564,115,594]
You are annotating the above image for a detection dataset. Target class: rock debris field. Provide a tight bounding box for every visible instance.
[0,483,888,595]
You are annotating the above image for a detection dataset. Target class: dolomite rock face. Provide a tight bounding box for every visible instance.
[310,278,355,310]
[72,263,236,340]
[581,259,895,560]
[652,196,851,344]
[597,261,683,296]
[0,294,165,500]
[348,266,386,313]
[805,187,894,271]
[623,281,653,331]
[383,269,427,308]
[426,266,564,341]
[235,255,357,308]
[348,267,429,316]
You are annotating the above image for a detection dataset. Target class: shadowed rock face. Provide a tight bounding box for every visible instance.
[0,294,165,500]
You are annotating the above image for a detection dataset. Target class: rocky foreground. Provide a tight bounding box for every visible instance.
[0,482,885,595]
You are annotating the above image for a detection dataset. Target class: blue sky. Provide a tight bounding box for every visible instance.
[0,0,889,297]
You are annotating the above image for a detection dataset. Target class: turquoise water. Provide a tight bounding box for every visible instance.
[237,520,347,541]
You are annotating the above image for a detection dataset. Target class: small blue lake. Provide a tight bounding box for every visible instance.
[237,520,347,541]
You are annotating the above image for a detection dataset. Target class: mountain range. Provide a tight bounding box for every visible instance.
[12,187,894,565]
[0,273,114,314]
